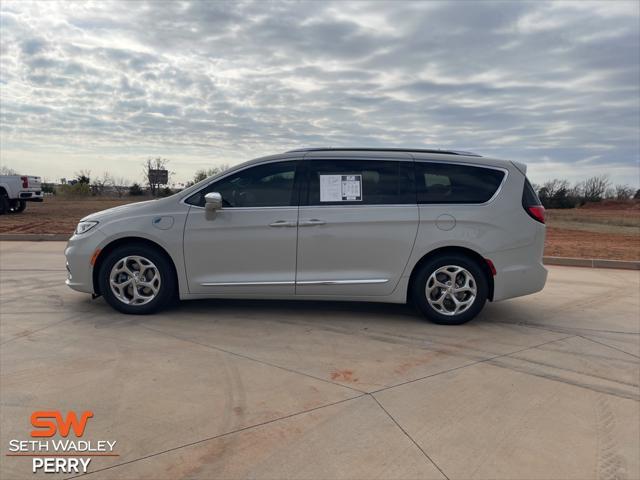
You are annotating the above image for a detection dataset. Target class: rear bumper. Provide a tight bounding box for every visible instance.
[19,191,43,201]
[492,261,547,301]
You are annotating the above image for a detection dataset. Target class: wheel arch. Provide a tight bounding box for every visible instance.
[407,246,495,302]
[92,236,179,296]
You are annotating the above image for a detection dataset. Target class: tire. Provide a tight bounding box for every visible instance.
[98,244,176,314]
[0,192,9,215]
[9,200,26,213]
[411,254,488,325]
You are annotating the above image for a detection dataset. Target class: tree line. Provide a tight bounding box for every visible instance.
[15,158,231,198]
[3,162,638,207]
[532,175,639,209]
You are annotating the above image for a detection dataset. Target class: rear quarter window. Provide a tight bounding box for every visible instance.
[522,178,542,206]
[415,162,505,204]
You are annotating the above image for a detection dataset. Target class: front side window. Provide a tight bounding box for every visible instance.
[306,159,414,206]
[415,162,505,204]
[186,161,298,207]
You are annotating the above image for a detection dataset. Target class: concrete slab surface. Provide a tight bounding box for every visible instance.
[1,242,639,480]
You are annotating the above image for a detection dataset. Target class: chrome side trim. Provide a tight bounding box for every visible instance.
[296,279,389,285]
[200,281,295,286]
[201,279,390,287]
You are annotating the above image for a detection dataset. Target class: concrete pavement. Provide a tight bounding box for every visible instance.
[1,241,638,479]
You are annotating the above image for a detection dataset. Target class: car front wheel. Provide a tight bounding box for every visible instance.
[98,245,176,314]
[412,254,488,325]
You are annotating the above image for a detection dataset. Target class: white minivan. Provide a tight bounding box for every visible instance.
[65,148,547,324]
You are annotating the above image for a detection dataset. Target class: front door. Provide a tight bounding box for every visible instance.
[183,160,301,295]
[296,157,419,297]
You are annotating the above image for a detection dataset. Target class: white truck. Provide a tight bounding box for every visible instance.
[0,175,43,214]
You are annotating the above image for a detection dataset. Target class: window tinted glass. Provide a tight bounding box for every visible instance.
[306,160,414,206]
[186,161,298,207]
[522,178,541,206]
[415,162,505,204]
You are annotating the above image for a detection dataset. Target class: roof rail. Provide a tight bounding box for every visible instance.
[285,147,482,157]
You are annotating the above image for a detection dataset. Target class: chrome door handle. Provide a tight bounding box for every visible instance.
[299,219,326,227]
[269,220,297,228]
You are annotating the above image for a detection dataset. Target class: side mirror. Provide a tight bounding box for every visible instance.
[204,192,222,212]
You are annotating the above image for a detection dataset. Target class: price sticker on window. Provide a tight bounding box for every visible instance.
[320,174,362,202]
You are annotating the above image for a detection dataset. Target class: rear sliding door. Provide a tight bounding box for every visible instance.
[296,158,419,297]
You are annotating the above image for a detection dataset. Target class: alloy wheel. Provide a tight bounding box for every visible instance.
[109,256,161,305]
[425,265,477,316]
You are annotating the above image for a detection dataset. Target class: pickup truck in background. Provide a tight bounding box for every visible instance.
[0,175,43,214]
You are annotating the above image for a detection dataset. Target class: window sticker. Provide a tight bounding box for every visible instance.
[320,174,362,202]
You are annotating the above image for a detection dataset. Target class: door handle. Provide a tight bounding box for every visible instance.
[269,220,297,228]
[299,219,326,227]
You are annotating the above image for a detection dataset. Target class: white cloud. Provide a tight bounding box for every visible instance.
[0,0,638,188]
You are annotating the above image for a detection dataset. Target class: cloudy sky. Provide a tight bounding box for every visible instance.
[1,0,638,187]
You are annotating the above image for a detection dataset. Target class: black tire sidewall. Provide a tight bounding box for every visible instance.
[0,194,8,215]
[8,200,25,213]
[98,245,175,314]
[412,254,488,325]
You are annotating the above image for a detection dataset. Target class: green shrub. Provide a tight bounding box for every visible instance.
[129,183,144,196]
[158,187,173,197]
[58,182,91,197]
[41,183,56,195]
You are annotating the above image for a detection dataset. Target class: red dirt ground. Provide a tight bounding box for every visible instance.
[545,227,639,261]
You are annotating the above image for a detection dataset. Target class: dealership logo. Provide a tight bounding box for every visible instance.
[31,411,93,437]
[6,410,118,474]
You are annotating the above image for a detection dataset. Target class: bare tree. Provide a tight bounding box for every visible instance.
[540,179,570,198]
[537,179,573,208]
[614,184,634,200]
[0,165,18,175]
[112,176,130,198]
[191,164,230,185]
[91,171,112,196]
[581,175,610,202]
[75,169,91,185]
[143,157,171,197]
[604,187,616,199]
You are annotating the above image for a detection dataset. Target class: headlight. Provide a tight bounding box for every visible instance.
[75,221,99,235]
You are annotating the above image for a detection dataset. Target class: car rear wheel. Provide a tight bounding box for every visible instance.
[98,244,176,314]
[0,192,9,215]
[9,200,26,213]
[412,254,488,325]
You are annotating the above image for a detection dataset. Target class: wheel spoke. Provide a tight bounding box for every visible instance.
[110,277,132,288]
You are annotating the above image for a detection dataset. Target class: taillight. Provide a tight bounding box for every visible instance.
[527,205,545,224]
[522,178,545,224]
[21,176,28,188]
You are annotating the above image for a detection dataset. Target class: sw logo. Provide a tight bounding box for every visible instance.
[7,410,117,474]
[31,411,93,438]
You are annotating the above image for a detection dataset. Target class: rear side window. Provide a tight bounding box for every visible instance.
[415,162,505,204]
[306,160,414,206]
[522,178,541,206]
[186,161,298,207]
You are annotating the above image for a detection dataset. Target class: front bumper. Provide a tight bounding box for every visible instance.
[65,229,106,294]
